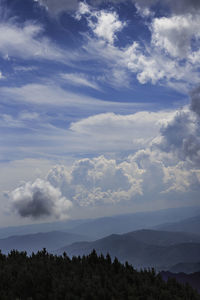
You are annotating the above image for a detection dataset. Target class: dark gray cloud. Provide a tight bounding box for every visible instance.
[10,179,72,219]
[17,189,54,218]
[158,87,200,166]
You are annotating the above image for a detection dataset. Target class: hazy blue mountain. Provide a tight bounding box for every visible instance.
[0,231,91,255]
[121,229,200,246]
[155,215,200,235]
[69,206,200,238]
[0,219,90,239]
[169,262,200,274]
[161,271,200,293]
[0,206,200,240]
[55,230,200,270]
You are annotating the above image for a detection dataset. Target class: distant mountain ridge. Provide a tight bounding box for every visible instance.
[155,214,200,235]
[0,205,200,239]
[169,262,200,274]
[55,229,200,270]
[0,231,91,255]
[69,206,200,238]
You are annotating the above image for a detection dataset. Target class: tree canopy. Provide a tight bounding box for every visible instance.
[0,249,199,300]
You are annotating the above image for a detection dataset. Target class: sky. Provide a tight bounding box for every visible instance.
[0,0,200,227]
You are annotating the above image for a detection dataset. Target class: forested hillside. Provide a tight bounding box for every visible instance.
[0,249,199,300]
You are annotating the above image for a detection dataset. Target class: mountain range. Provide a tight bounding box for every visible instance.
[0,231,90,255]
[0,206,199,274]
[0,206,200,239]
[155,214,200,235]
[55,229,200,270]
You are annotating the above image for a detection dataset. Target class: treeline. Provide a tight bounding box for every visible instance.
[0,249,199,300]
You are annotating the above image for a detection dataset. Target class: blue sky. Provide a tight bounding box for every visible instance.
[0,0,200,227]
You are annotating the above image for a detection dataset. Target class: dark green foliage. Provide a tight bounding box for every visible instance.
[0,249,199,300]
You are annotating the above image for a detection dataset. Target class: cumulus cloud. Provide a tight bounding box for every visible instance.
[156,87,200,167]
[151,14,200,59]
[47,156,143,206]
[163,161,200,194]
[74,3,200,90]
[46,149,200,209]
[76,2,126,44]
[8,117,200,218]
[9,178,72,220]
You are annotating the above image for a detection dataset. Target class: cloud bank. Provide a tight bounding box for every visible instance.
[7,87,200,219]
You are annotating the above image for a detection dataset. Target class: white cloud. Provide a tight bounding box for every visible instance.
[9,178,72,220]
[0,22,65,62]
[70,111,176,151]
[8,149,200,220]
[0,114,24,128]
[0,112,39,128]
[163,161,200,194]
[0,97,151,163]
[151,15,200,59]
[73,3,200,90]
[76,3,126,44]
[60,73,100,90]
[47,156,143,206]
[6,104,200,219]
[91,10,125,44]
[46,148,200,209]
[0,82,147,113]
[0,83,101,107]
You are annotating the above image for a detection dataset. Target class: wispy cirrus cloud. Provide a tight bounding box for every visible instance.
[0,22,66,62]
[60,73,100,90]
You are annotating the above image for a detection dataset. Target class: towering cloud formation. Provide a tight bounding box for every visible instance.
[158,86,200,167]
[47,156,143,206]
